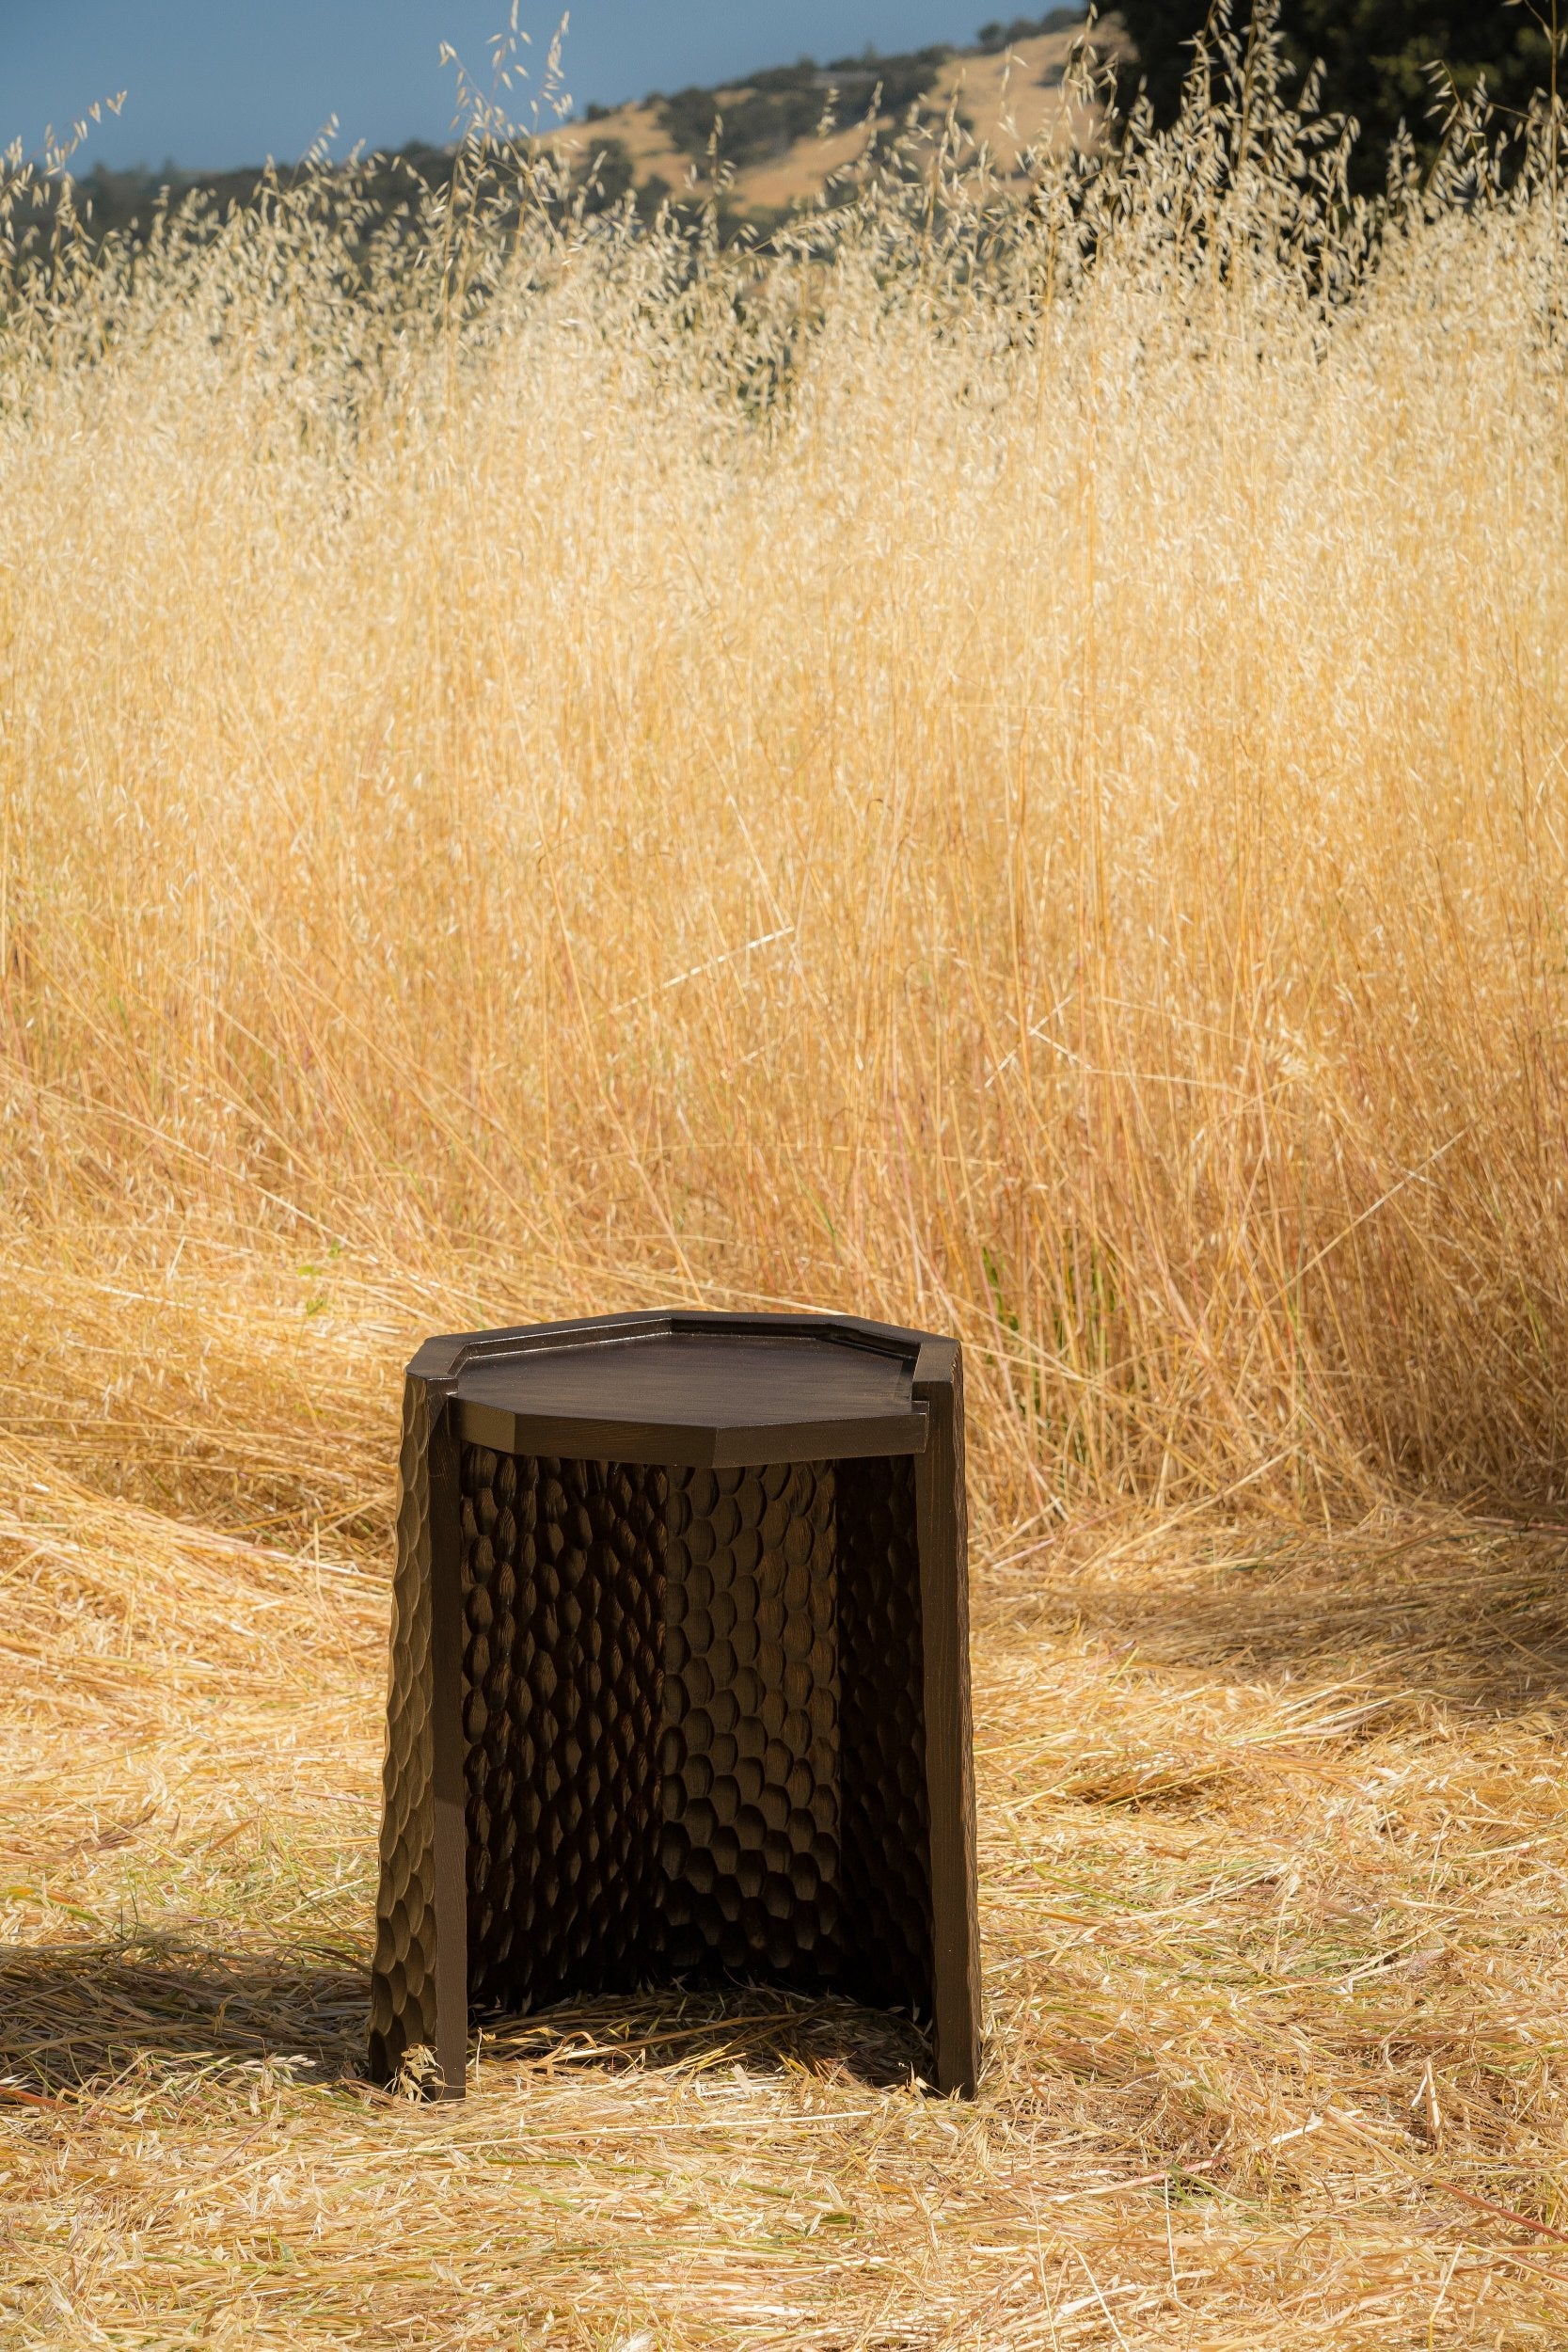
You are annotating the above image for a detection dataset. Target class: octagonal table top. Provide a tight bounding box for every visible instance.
[409,1311,940,1468]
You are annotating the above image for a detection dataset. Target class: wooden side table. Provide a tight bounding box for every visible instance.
[368,1310,979,2097]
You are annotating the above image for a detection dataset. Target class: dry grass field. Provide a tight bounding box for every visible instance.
[6,19,1568,2345]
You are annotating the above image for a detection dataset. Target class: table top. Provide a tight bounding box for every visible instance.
[420,1314,937,1468]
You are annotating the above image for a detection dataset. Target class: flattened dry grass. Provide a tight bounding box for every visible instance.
[7,1387,1568,2345]
[8,15,1568,2343]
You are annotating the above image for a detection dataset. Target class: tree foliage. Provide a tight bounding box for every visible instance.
[975,9,1088,50]
[1114,0,1560,190]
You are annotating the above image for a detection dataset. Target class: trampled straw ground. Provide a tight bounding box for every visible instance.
[6,12,1568,2342]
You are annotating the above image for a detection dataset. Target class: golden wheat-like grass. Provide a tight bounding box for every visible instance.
[5,21,1568,2343]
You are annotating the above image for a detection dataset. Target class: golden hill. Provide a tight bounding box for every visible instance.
[546,19,1126,218]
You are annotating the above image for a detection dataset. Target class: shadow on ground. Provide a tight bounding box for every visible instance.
[1000,1523,1568,1719]
[0,1937,929,2100]
[478,1982,931,2090]
[0,1935,369,2097]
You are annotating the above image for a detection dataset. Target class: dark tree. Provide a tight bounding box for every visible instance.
[575,135,636,212]
[1113,1,1559,191]
[975,9,1089,49]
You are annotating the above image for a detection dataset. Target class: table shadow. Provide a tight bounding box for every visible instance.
[475,1980,932,2090]
[0,1936,930,2101]
[0,1934,368,2099]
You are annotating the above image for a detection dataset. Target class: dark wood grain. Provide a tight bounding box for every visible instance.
[427,1404,469,2100]
[913,1340,982,2096]
[452,1328,927,1468]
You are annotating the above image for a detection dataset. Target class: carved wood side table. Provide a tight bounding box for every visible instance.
[368,1310,980,2097]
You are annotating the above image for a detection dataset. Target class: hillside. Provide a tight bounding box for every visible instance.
[549,10,1116,222]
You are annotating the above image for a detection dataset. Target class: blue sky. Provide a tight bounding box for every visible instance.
[8,3,1009,174]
